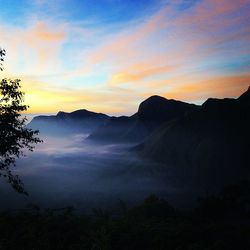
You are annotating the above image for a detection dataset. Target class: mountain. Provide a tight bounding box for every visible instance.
[137,95,197,122]
[29,109,109,134]
[138,87,250,190]
[88,95,198,143]
[87,115,135,142]
[238,86,250,106]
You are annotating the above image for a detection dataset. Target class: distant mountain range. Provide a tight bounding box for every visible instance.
[87,95,198,143]
[29,95,198,140]
[29,109,109,134]
[29,86,250,191]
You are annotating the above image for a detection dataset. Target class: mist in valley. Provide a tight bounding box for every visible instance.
[0,126,192,212]
[3,87,249,212]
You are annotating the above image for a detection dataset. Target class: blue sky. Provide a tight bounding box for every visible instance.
[0,0,249,114]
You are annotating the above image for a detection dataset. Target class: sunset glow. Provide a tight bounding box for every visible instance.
[0,0,249,114]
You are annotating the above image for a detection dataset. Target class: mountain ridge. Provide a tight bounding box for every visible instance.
[138,86,250,191]
[29,108,110,134]
[87,95,199,143]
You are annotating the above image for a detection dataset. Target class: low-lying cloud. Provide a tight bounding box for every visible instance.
[0,131,189,211]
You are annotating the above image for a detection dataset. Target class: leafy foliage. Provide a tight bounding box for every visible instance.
[0,188,249,250]
[0,48,42,193]
[0,48,5,71]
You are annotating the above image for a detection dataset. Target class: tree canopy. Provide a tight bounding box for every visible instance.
[0,48,42,193]
[0,48,5,71]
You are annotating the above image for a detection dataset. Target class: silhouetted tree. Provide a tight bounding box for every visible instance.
[0,48,42,193]
[0,48,5,71]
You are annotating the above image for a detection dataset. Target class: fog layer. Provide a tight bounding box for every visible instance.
[0,132,194,211]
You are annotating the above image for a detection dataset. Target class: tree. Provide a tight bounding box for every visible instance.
[0,48,42,193]
[0,48,5,71]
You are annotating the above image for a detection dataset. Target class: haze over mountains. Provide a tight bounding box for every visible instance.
[87,96,198,143]
[30,109,109,135]
[28,87,250,195]
[30,95,198,142]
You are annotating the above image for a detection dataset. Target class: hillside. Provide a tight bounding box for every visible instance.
[138,87,250,190]
[88,95,198,143]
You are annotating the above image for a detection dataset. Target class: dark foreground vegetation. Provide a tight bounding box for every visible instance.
[0,181,250,250]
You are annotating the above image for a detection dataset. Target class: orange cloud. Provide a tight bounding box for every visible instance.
[85,0,250,90]
[0,21,66,76]
[1,0,250,115]
[28,22,65,42]
[19,76,141,115]
[88,6,170,65]
[109,65,175,85]
[174,0,249,26]
[162,74,250,102]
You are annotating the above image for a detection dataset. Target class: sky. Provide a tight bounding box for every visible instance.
[0,0,250,115]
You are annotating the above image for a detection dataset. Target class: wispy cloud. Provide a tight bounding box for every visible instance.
[162,74,250,102]
[0,0,249,114]
[109,65,176,85]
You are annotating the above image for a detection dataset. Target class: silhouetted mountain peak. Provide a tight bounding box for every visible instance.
[202,87,250,110]
[138,87,250,191]
[55,109,108,119]
[238,86,250,105]
[142,95,167,102]
[29,108,110,135]
[56,111,67,118]
[137,95,197,122]
[202,98,235,109]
